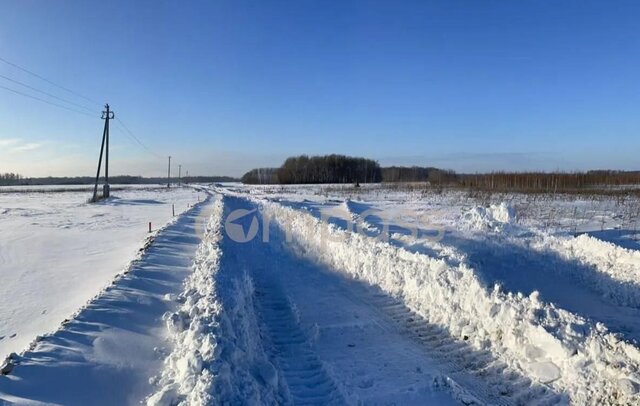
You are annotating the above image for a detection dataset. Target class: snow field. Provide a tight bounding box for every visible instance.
[0,193,214,405]
[260,199,640,404]
[340,198,640,340]
[455,201,640,309]
[0,186,202,361]
[3,183,640,404]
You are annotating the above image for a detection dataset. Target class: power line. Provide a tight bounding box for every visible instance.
[0,83,96,118]
[0,55,102,106]
[0,56,167,165]
[114,117,163,159]
[0,73,97,113]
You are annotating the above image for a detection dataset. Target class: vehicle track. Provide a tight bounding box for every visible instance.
[253,272,345,405]
[362,291,564,405]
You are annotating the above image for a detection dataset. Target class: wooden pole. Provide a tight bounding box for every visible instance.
[92,118,108,202]
[167,156,171,188]
[105,105,109,195]
[92,104,114,202]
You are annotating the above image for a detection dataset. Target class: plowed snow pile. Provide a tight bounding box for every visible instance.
[531,233,640,308]
[461,203,516,232]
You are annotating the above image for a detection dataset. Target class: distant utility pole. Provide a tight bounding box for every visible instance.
[186,170,189,184]
[92,104,114,202]
[167,156,172,188]
[178,165,182,185]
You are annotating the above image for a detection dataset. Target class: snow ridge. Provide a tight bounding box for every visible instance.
[262,200,640,405]
[147,195,278,405]
[533,233,640,308]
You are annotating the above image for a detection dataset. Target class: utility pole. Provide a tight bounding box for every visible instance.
[178,164,182,186]
[167,156,171,188]
[92,104,114,202]
[186,170,189,184]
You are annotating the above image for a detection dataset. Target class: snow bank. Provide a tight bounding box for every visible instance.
[532,233,640,308]
[460,202,516,232]
[262,200,640,404]
[147,196,278,405]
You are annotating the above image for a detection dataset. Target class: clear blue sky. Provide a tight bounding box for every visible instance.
[0,0,638,177]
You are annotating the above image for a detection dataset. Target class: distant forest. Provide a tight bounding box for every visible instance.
[242,155,382,184]
[0,174,237,186]
[279,155,382,184]
[240,155,640,193]
[240,155,458,185]
[457,171,640,192]
[5,164,639,194]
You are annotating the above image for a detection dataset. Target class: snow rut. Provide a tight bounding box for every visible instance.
[253,274,344,405]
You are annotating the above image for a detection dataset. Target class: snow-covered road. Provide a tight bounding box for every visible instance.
[218,197,466,404]
[148,195,464,404]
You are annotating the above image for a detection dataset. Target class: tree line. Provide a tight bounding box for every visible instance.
[240,157,458,185]
[0,174,237,186]
[381,166,457,183]
[276,155,383,184]
[457,171,640,192]
[0,173,24,185]
[240,156,640,193]
[241,168,279,184]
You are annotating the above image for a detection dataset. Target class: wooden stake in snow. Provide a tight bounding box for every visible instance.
[172,204,175,216]
[148,222,152,233]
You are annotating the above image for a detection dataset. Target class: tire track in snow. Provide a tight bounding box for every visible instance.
[220,195,345,404]
[364,292,559,405]
[300,260,558,405]
[253,272,345,405]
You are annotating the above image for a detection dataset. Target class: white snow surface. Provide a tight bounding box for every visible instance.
[2,183,640,405]
[0,186,204,361]
[0,193,213,405]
